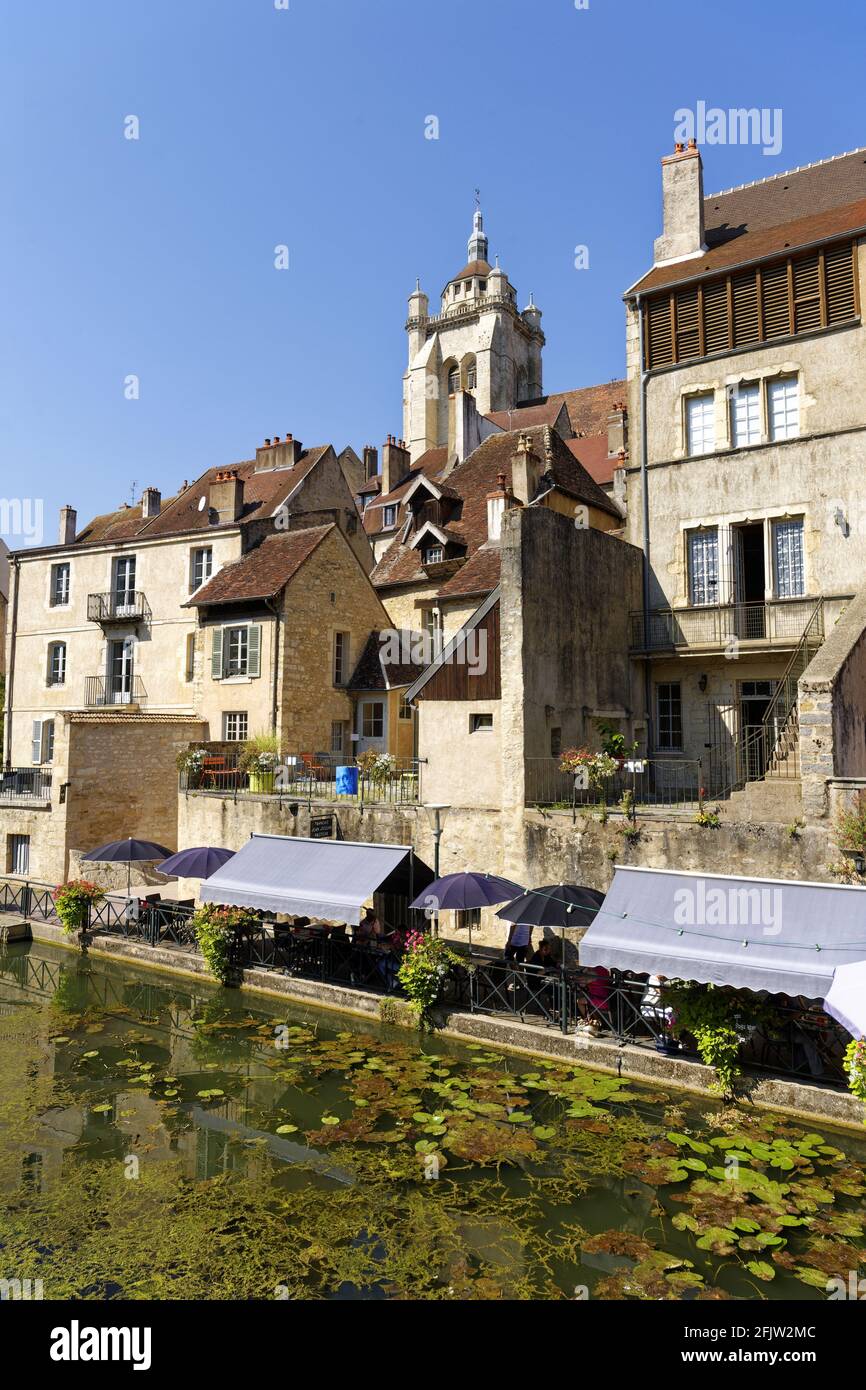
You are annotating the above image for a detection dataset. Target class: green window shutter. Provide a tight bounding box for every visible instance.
[247,625,261,678]
[211,628,223,679]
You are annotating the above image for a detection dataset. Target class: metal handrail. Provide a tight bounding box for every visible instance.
[0,767,52,802]
[84,675,147,707]
[630,597,820,652]
[86,591,151,624]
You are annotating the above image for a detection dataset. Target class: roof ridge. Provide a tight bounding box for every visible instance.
[706,146,866,200]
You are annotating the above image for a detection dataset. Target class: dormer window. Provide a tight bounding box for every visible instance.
[424,545,444,565]
[383,505,397,528]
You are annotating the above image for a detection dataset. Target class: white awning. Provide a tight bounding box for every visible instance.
[579,866,866,999]
[199,833,412,924]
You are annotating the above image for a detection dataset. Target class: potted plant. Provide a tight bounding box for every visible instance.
[191,903,258,985]
[397,929,463,1030]
[843,1037,866,1122]
[559,748,619,800]
[53,879,105,951]
[239,731,280,794]
[596,720,640,768]
[176,746,208,789]
[356,749,396,788]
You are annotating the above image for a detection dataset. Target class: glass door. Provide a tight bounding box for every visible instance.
[109,638,134,704]
[113,556,137,617]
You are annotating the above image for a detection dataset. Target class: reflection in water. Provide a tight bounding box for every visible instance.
[1,941,865,1301]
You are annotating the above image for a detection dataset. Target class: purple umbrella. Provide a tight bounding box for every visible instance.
[410,872,525,949]
[81,837,173,895]
[158,846,236,880]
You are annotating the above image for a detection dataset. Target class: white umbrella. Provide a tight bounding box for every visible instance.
[824,960,866,1038]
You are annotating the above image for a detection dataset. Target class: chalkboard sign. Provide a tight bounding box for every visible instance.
[310,814,335,840]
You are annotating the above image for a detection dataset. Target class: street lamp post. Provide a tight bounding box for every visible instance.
[424,803,451,935]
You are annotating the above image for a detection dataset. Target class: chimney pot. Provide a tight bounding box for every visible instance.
[59,505,77,546]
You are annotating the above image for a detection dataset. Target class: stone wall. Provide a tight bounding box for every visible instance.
[177,790,844,949]
[800,587,866,819]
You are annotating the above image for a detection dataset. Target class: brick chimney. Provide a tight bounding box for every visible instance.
[363,444,379,481]
[255,434,304,471]
[510,434,541,506]
[59,506,77,545]
[654,140,706,266]
[381,436,410,495]
[209,468,245,522]
[141,486,161,518]
[607,402,628,460]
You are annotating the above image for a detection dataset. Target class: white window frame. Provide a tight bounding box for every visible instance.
[686,393,716,457]
[225,626,248,677]
[687,528,720,607]
[383,505,397,528]
[222,711,248,742]
[424,545,444,565]
[31,718,55,765]
[730,382,762,448]
[768,377,800,441]
[190,546,214,592]
[10,834,30,876]
[333,632,350,686]
[772,518,806,599]
[361,701,384,739]
[47,641,67,687]
[470,713,494,734]
[50,562,70,608]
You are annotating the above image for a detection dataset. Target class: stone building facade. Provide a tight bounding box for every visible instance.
[624,143,866,818]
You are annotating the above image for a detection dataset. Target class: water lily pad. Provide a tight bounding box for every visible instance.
[746,1260,775,1281]
[276,1124,298,1135]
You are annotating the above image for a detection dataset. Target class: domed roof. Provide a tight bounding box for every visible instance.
[451,259,492,282]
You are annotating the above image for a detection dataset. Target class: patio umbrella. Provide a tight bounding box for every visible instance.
[410,872,525,950]
[497,884,607,961]
[824,959,866,1039]
[81,837,173,896]
[158,846,236,880]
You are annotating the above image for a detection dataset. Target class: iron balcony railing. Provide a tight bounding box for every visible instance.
[629,597,821,653]
[0,767,52,802]
[178,745,424,805]
[87,591,151,624]
[84,675,147,707]
[526,756,703,810]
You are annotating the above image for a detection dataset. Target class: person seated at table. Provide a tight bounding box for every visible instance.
[504,922,533,965]
[529,939,559,972]
[578,965,612,1025]
[355,908,382,944]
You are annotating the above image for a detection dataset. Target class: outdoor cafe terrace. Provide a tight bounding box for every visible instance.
[2,853,862,1097]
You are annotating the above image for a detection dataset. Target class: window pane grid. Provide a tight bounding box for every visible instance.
[731,384,761,447]
[773,520,805,598]
[688,529,719,607]
[768,378,800,441]
[686,395,715,456]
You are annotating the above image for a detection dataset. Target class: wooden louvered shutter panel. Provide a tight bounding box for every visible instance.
[825,243,856,324]
[674,288,700,361]
[211,627,223,678]
[761,263,791,338]
[702,280,729,354]
[731,271,760,347]
[792,255,821,332]
[646,295,673,368]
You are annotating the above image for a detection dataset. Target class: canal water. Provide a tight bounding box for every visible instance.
[1,940,865,1301]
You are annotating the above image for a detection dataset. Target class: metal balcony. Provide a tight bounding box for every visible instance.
[84,676,147,708]
[87,592,151,626]
[629,599,822,654]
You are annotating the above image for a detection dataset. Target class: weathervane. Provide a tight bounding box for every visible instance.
[475,187,481,211]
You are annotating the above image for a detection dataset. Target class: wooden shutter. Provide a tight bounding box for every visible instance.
[731,272,760,347]
[247,624,261,678]
[674,288,700,361]
[646,295,674,368]
[761,263,791,338]
[31,720,43,766]
[792,255,822,332]
[702,280,729,354]
[825,243,856,324]
[211,627,223,679]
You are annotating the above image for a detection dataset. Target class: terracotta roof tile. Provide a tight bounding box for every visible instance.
[370,425,620,596]
[185,525,333,606]
[485,400,568,431]
[436,545,502,599]
[348,630,429,690]
[74,447,332,547]
[565,435,621,488]
[631,148,866,294]
[362,448,449,535]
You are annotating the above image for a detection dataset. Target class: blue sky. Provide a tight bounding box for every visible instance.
[1,0,864,542]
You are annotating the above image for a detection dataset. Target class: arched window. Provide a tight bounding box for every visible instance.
[447,365,460,395]
[466,361,477,391]
[47,641,66,687]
